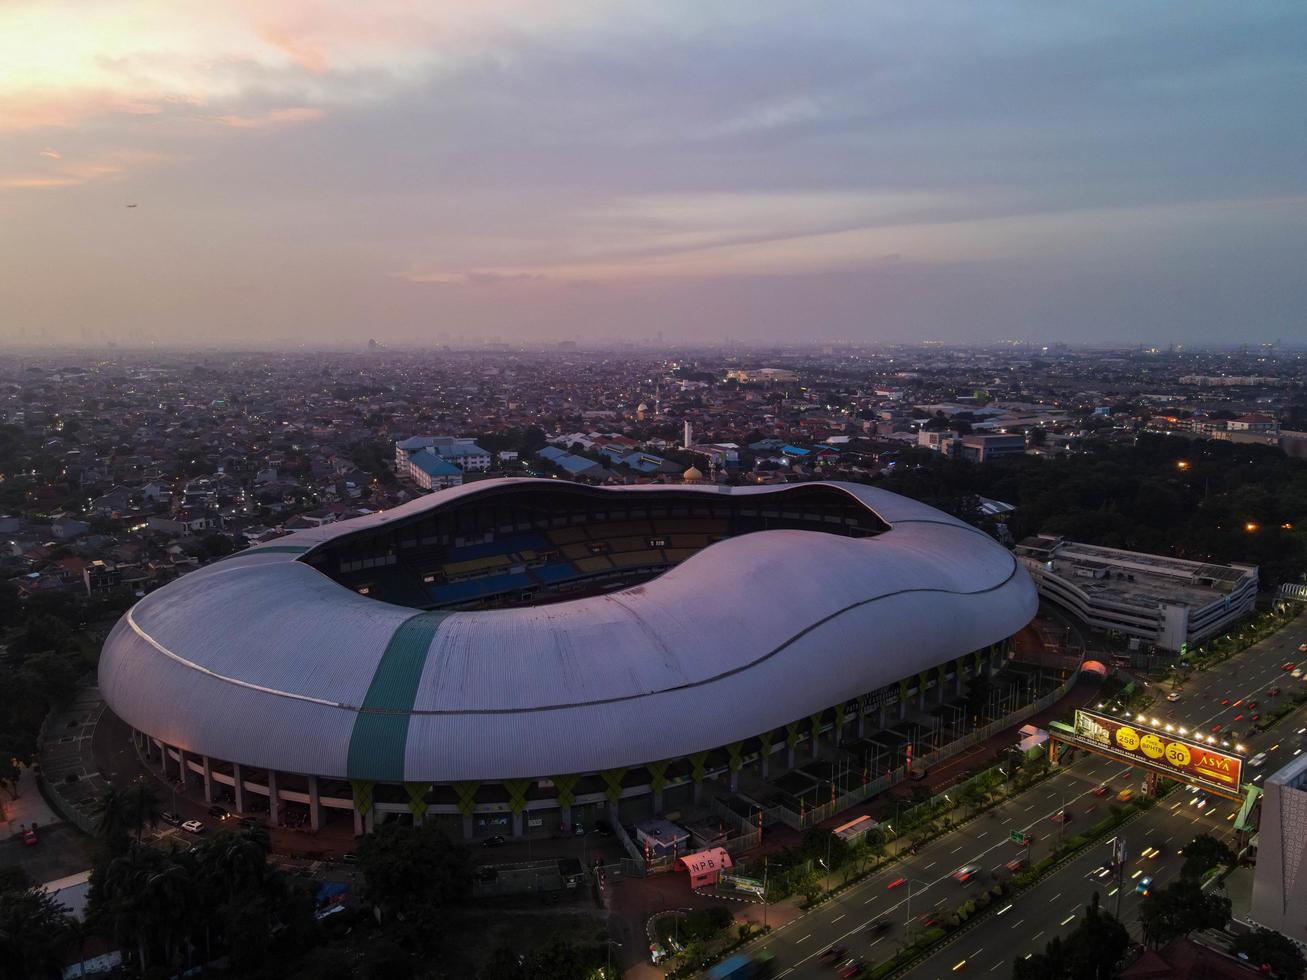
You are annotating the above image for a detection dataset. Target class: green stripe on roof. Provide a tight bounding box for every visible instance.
[347,611,448,781]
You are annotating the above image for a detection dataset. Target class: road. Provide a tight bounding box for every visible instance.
[759,614,1307,979]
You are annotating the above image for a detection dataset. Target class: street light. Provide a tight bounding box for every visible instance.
[604,939,622,978]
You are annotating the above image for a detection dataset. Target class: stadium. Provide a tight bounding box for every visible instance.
[98,479,1038,839]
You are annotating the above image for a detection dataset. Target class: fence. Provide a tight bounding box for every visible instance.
[777,671,1078,830]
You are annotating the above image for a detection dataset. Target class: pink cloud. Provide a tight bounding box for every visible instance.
[214,106,326,129]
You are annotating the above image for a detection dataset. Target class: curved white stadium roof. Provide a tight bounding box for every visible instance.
[99,480,1037,783]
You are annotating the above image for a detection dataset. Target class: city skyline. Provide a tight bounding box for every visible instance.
[2,2,1305,347]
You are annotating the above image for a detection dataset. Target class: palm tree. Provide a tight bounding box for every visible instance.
[125,777,162,843]
[94,786,131,854]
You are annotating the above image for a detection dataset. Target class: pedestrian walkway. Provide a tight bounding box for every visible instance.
[37,686,109,835]
[2,765,60,836]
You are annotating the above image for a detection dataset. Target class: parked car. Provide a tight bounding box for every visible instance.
[181,820,204,834]
[160,811,182,827]
[480,835,507,848]
[208,805,232,819]
[23,827,37,846]
[1166,692,1181,702]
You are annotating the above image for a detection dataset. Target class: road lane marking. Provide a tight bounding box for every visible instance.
[796,933,810,943]
[1061,914,1076,925]
[831,914,845,924]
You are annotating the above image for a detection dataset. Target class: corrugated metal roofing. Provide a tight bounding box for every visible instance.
[98,479,1037,782]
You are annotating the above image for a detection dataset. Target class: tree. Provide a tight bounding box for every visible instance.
[0,884,75,980]
[1139,879,1230,948]
[125,777,163,843]
[1012,893,1129,980]
[1180,833,1234,881]
[94,785,132,855]
[1232,927,1307,980]
[357,823,472,921]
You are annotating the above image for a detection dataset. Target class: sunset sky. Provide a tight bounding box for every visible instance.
[1,1,1304,347]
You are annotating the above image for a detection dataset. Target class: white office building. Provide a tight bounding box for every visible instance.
[1015,535,1257,653]
[1251,752,1307,944]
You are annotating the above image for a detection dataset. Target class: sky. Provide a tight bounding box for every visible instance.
[1,1,1304,348]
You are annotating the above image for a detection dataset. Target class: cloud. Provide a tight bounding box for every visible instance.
[213,106,326,129]
[38,147,60,159]
[0,148,178,192]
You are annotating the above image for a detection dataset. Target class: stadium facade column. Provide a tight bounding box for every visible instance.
[809,712,823,758]
[266,769,281,827]
[177,748,188,789]
[308,775,321,831]
[756,732,774,779]
[602,769,626,819]
[917,672,930,710]
[553,775,579,829]
[784,721,801,769]
[726,742,744,792]
[503,779,531,838]
[955,656,967,695]
[231,762,246,813]
[645,764,669,814]
[201,756,213,804]
[453,781,480,840]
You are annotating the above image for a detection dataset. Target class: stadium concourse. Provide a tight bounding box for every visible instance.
[97,479,1037,841]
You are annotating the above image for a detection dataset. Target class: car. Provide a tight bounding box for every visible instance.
[1136,875,1153,896]
[818,946,848,963]
[839,960,864,978]
[573,822,585,836]
[1252,713,1261,721]
[1248,752,1268,768]
[1294,669,1304,679]
[480,835,507,848]
[23,827,37,846]
[1269,687,1282,696]
[160,811,183,827]
[1051,810,1073,824]
[207,805,232,819]
[1299,644,1307,653]
[952,864,980,883]
[1093,784,1110,797]
[1166,692,1181,702]
[1248,701,1257,709]
[341,852,358,864]
[1116,789,1134,802]
[1285,663,1297,671]
[1004,859,1024,873]
[1211,724,1223,733]
[1221,698,1230,706]
[181,820,204,834]
[1234,714,1244,722]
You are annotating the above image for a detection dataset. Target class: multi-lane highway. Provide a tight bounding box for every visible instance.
[758,616,1307,979]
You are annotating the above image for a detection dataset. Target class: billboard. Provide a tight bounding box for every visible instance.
[1071,710,1243,796]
